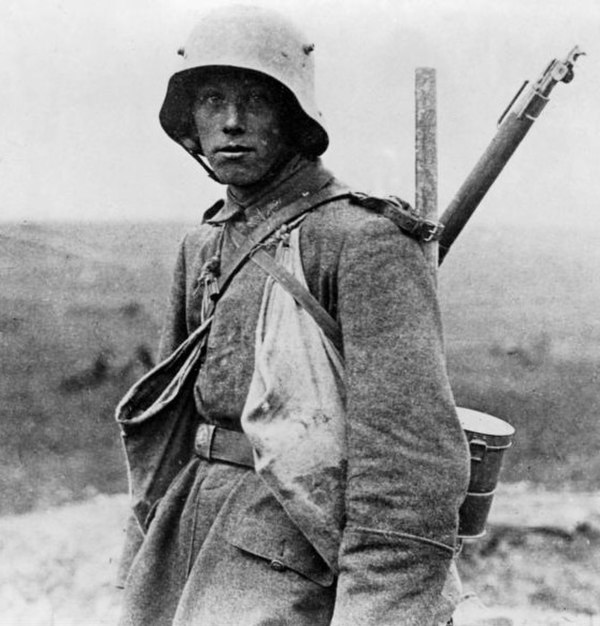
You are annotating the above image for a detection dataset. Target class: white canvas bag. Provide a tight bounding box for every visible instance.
[241,227,346,571]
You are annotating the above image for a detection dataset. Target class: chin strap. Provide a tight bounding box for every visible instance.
[182,146,301,189]
[184,146,222,183]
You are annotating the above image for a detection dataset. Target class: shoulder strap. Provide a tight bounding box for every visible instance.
[349,192,444,242]
[246,245,343,354]
[210,186,440,306]
[214,182,350,300]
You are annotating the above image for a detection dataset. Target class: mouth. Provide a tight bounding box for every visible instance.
[215,145,254,159]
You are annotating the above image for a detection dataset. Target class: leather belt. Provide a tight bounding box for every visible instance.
[194,424,255,469]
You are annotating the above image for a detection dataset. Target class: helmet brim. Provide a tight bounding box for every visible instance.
[159,66,329,157]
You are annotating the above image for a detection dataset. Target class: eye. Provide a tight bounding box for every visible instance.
[196,91,225,108]
[247,90,271,107]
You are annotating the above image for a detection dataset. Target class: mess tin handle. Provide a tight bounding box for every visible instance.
[469,438,488,462]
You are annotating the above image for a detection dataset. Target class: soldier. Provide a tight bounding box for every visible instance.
[117,5,470,625]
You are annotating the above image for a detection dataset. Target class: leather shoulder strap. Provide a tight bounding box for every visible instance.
[349,192,443,243]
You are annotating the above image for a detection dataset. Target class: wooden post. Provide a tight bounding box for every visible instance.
[415,68,438,275]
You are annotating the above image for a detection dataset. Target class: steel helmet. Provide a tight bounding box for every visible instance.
[159,5,329,162]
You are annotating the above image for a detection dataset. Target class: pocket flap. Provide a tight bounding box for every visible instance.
[224,476,335,587]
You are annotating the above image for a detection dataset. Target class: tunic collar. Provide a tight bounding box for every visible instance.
[205,156,334,226]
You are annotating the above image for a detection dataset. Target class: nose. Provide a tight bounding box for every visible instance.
[222,102,246,134]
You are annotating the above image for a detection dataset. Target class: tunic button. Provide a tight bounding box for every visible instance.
[269,559,286,572]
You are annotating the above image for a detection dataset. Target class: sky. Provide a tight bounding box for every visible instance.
[1,0,599,228]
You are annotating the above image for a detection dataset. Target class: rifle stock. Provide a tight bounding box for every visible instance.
[437,46,585,265]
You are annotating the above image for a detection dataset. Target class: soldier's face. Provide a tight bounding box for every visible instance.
[192,70,293,187]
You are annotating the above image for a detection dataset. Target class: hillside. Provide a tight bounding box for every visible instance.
[0,221,188,514]
[1,219,599,517]
[439,221,600,488]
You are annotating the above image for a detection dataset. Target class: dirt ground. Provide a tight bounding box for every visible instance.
[0,484,598,626]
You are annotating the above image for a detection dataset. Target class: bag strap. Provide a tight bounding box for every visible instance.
[203,185,441,354]
[206,184,441,307]
[228,226,344,354]
[213,181,351,301]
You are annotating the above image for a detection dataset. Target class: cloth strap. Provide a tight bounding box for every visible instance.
[232,235,344,354]
[214,182,350,300]
[208,184,437,348]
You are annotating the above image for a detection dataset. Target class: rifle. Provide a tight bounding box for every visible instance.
[437,46,585,265]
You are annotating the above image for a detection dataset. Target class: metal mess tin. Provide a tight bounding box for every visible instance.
[457,407,515,539]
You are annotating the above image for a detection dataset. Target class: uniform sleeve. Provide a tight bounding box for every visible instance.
[157,236,190,361]
[330,217,470,626]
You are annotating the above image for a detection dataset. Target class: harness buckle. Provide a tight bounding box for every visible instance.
[419,220,445,243]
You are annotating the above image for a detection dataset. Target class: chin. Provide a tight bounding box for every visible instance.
[213,166,266,188]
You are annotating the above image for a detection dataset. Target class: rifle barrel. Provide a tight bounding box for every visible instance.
[438,46,585,265]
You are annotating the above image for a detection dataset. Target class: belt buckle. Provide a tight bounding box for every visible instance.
[194,424,216,460]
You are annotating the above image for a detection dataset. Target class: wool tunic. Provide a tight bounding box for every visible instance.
[118,157,470,625]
